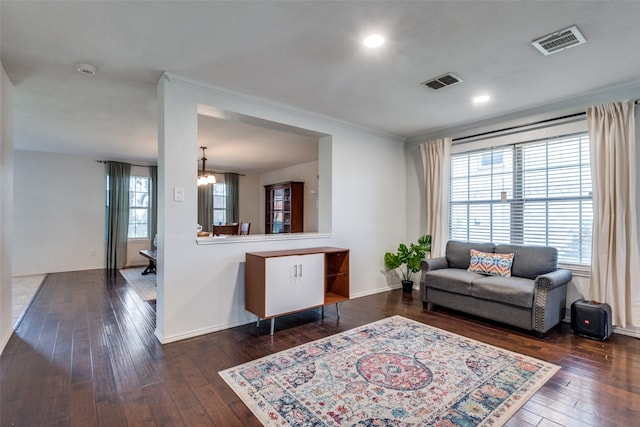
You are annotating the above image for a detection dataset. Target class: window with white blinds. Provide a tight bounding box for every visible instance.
[450,132,592,266]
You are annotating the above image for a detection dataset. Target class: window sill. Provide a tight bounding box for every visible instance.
[558,263,590,278]
[196,232,332,245]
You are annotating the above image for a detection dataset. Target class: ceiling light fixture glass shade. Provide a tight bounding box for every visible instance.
[197,146,216,186]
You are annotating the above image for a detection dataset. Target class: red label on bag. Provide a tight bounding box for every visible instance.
[584,319,590,325]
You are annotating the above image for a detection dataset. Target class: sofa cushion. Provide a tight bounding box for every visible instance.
[425,269,485,296]
[470,275,535,308]
[495,244,557,280]
[446,241,496,269]
[468,249,515,277]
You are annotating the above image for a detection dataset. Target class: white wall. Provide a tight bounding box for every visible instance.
[156,74,406,343]
[13,157,158,273]
[207,161,319,237]
[1,65,15,353]
[238,173,261,232]
[13,151,106,275]
[260,160,319,234]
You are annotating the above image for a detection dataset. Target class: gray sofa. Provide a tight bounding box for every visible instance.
[420,240,572,334]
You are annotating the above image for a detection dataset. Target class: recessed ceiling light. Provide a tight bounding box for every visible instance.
[473,95,491,104]
[363,34,385,48]
[74,63,97,76]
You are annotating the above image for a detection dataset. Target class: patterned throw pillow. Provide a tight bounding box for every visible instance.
[468,249,515,277]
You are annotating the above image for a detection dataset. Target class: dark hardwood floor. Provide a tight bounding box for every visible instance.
[1,269,639,426]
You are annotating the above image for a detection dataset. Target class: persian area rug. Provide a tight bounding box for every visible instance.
[220,315,559,426]
[119,267,156,301]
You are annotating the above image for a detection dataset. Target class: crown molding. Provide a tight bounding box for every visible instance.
[407,79,640,146]
[161,73,405,143]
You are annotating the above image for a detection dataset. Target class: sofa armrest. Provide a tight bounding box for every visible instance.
[532,268,572,333]
[421,257,448,272]
[420,257,449,306]
[535,268,572,290]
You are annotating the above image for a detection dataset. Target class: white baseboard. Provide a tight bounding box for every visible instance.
[153,294,640,345]
[0,327,13,356]
[350,284,409,299]
[563,314,640,338]
[154,287,406,344]
[612,326,640,338]
[155,316,256,344]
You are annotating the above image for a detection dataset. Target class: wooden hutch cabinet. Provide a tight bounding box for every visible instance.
[265,181,304,234]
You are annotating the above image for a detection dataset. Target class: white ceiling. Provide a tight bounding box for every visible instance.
[198,114,318,174]
[3,1,640,171]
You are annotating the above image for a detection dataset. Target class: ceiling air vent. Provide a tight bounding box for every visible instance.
[422,73,463,90]
[532,25,586,56]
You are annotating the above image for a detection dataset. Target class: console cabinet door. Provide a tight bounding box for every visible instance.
[264,253,324,317]
[295,253,324,309]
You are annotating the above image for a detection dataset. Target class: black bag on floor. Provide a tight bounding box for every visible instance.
[571,299,612,340]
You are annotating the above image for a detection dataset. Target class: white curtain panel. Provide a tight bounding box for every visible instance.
[587,100,640,327]
[420,138,451,258]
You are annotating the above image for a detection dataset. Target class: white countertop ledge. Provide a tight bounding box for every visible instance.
[196,232,332,245]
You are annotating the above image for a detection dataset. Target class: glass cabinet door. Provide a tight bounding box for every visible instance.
[273,188,284,210]
[272,212,283,233]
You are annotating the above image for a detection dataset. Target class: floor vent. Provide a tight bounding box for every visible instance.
[422,73,463,90]
[532,25,586,56]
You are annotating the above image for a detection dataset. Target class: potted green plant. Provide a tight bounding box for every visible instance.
[384,235,431,293]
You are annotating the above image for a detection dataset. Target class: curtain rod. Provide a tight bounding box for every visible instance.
[97,160,155,168]
[453,99,640,143]
[453,112,585,142]
[212,171,246,176]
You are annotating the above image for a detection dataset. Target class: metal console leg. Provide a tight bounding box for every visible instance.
[270,318,275,335]
[336,302,341,318]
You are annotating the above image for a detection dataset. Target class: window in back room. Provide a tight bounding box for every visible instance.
[212,182,226,225]
[128,176,150,239]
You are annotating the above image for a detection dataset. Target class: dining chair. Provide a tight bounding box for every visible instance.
[212,224,240,236]
[239,222,251,235]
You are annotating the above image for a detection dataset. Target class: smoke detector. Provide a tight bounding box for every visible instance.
[74,63,97,76]
[422,73,463,90]
[532,25,586,56]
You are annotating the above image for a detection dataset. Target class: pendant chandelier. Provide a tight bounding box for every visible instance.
[197,146,216,186]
